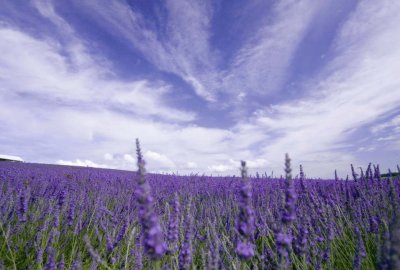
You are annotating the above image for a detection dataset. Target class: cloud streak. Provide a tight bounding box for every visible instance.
[0,26,195,122]
[221,0,322,100]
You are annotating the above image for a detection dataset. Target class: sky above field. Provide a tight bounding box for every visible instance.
[1,0,400,178]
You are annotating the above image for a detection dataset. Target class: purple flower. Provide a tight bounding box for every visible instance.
[90,261,98,270]
[167,193,180,253]
[67,199,75,226]
[58,254,65,270]
[44,248,56,270]
[179,199,193,270]
[276,154,296,268]
[351,164,358,182]
[57,189,67,209]
[369,215,379,234]
[133,246,143,270]
[282,154,297,225]
[70,252,83,270]
[36,247,44,265]
[18,185,29,222]
[353,227,366,270]
[293,225,308,257]
[235,161,255,260]
[115,220,128,245]
[235,242,255,260]
[135,139,167,259]
[276,231,292,247]
[84,234,106,265]
[106,233,114,254]
[379,229,390,269]
[389,212,400,269]
[300,164,306,190]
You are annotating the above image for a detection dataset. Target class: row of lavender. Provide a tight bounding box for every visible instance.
[0,149,399,269]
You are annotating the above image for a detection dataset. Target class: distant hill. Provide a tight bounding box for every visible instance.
[0,154,24,162]
[381,172,400,178]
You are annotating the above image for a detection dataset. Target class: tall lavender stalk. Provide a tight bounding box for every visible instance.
[44,247,56,270]
[282,154,296,225]
[389,178,400,269]
[167,193,180,254]
[276,153,297,268]
[351,164,358,182]
[235,161,255,260]
[353,227,366,270]
[18,183,29,223]
[134,139,167,260]
[300,164,306,191]
[179,198,193,270]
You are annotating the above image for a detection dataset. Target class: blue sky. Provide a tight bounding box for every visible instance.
[0,0,399,177]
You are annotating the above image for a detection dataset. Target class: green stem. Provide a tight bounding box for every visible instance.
[124,228,136,269]
[154,260,161,270]
[0,223,17,270]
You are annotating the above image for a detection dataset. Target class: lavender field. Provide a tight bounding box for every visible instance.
[0,142,398,270]
[2,0,400,269]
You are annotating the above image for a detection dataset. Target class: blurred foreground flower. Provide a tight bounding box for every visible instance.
[135,138,167,259]
[235,160,255,260]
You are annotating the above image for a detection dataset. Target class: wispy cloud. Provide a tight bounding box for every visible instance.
[0,26,194,122]
[78,0,218,101]
[221,0,322,100]
[75,0,324,106]
[371,115,400,134]
[227,0,400,176]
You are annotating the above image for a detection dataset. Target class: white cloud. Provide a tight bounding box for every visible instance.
[0,25,195,122]
[186,162,198,169]
[371,115,400,134]
[104,153,113,160]
[57,159,109,168]
[246,159,269,169]
[208,164,232,173]
[357,147,376,153]
[377,136,397,142]
[144,150,175,169]
[123,154,135,164]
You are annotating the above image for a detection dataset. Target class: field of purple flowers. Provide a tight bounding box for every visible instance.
[0,142,399,269]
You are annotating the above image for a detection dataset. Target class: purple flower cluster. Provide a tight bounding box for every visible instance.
[179,198,193,270]
[235,161,255,260]
[18,183,29,222]
[167,193,180,253]
[353,227,366,270]
[134,139,167,259]
[276,154,297,267]
[282,154,297,225]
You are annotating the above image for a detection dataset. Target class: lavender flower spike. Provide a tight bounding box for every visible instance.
[235,161,255,260]
[44,247,56,270]
[179,198,193,270]
[282,153,297,225]
[167,193,180,253]
[276,154,297,268]
[135,138,167,259]
[18,184,29,222]
[353,227,366,270]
